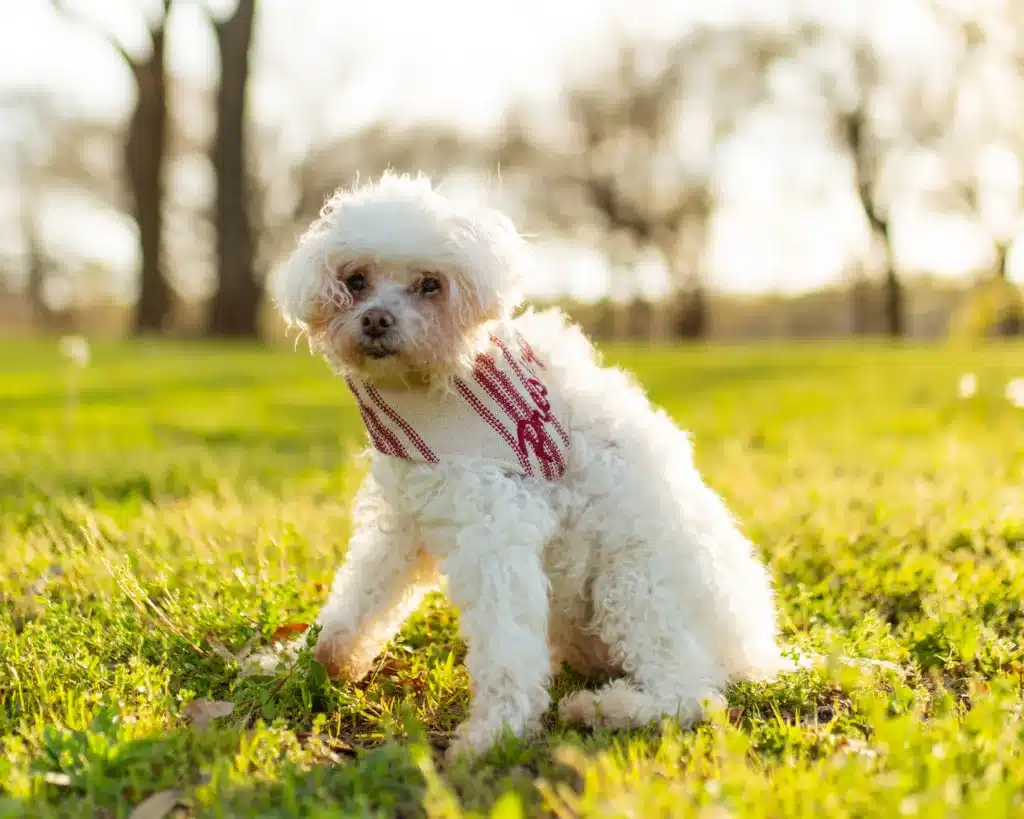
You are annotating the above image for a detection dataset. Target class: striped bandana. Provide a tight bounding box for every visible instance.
[344,331,570,481]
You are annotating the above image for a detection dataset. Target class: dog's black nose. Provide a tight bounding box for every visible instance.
[361,308,395,338]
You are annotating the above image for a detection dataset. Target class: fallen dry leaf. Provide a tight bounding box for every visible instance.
[270,622,309,643]
[181,699,234,731]
[378,658,411,674]
[128,789,185,819]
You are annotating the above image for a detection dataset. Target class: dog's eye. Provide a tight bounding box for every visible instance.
[345,272,367,293]
[418,276,442,296]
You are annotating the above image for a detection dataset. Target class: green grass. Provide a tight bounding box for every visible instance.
[2,336,1023,818]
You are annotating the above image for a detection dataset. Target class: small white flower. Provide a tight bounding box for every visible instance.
[957,373,977,399]
[59,335,90,368]
[1006,378,1024,408]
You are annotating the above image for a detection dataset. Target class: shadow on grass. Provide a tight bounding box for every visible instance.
[150,412,361,458]
[4,726,597,819]
[3,727,431,819]
[1,370,295,412]
[3,684,576,819]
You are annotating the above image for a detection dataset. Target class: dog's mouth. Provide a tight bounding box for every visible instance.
[359,339,399,359]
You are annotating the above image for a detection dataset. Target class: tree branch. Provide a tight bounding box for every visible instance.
[49,0,140,69]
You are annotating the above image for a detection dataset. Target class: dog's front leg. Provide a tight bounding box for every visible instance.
[314,476,438,680]
[418,473,558,759]
[442,536,553,759]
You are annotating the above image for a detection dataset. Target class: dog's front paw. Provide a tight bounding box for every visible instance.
[313,632,374,681]
[444,732,485,763]
[444,718,503,762]
[444,707,539,762]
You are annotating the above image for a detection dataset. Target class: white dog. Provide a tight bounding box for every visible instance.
[273,172,792,758]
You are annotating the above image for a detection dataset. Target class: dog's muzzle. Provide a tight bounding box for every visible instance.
[359,308,398,358]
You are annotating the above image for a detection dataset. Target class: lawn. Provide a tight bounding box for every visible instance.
[1,335,1023,818]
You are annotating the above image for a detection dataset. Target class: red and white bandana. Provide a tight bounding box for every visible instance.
[345,331,570,480]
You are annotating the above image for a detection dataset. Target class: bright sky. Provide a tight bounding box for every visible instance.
[0,0,1018,305]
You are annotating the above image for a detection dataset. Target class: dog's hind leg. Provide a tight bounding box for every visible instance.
[557,555,728,730]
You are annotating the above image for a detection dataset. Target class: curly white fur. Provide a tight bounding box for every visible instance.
[271,172,794,759]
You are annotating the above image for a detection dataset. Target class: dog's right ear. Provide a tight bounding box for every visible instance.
[273,242,318,332]
[273,217,355,335]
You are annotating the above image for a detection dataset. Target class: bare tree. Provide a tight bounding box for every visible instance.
[802,35,906,337]
[934,3,1024,271]
[2,93,53,325]
[795,11,970,338]
[493,29,787,339]
[844,71,902,337]
[1,90,131,326]
[51,0,174,334]
[913,1,1024,334]
[203,0,261,338]
[248,121,449,278]
[198,0,471,338]
[14,142,51,327]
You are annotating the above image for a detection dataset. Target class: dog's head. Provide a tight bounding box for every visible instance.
[274,173,527,383]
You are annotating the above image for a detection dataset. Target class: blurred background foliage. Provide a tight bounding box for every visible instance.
[1,0,1022,343]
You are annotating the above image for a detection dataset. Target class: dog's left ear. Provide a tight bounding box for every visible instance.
[447,204,528,321]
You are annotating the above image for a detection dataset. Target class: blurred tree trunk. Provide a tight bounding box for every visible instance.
[994,242,1009,279]
[993,241,1022,335]
[15,143,52,328]
[24,236,50,328]
[845,110,904,337]
[674,281,707,340]
[52,0,173,334]
[883,265,904,337]
[206,0,261,338]
[848,271,871,335]
[875,222,903,337]
[23,216,53,330]
[595,301,615,340]
[128,43,172,334]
